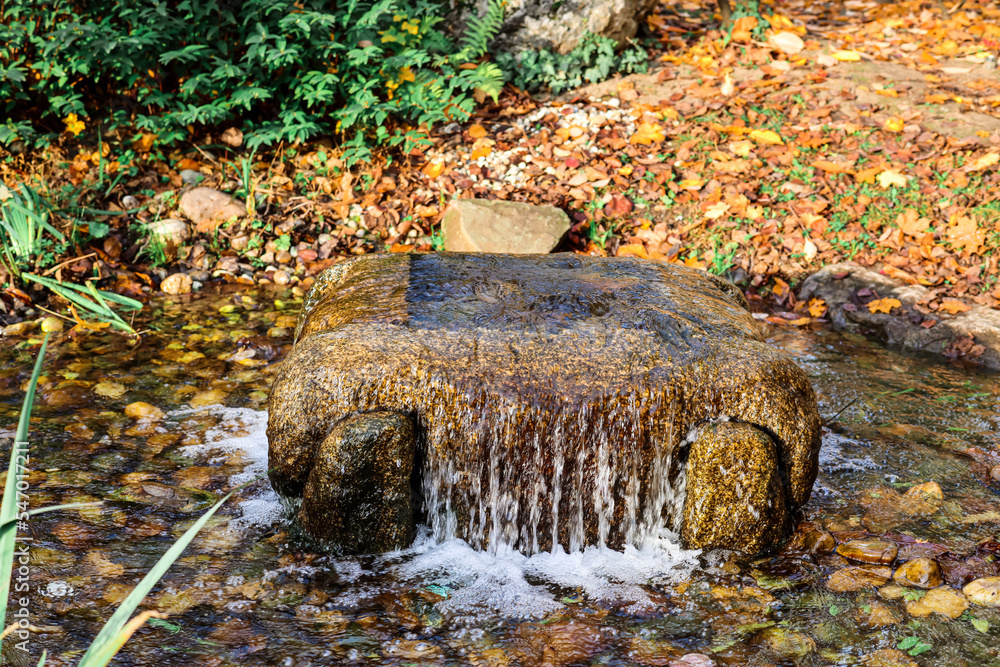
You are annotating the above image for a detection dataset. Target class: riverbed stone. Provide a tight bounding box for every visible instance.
[800,261,1000,369]
[963,576,1000,606]
[826,566,892,592]
[682,421,787,553]
[837,539,898,564]
[268,253,822,554]
[440,199,570,254]
[299,411,416,552]
[893,558,942,589]
[178,187,246,233]
[905,585,969,619]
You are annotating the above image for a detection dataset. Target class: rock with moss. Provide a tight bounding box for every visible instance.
[268,253,821,554]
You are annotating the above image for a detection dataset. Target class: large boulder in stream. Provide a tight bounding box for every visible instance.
[268,253,822,555]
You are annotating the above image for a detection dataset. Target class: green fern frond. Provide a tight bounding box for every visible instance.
[455,0,505,62]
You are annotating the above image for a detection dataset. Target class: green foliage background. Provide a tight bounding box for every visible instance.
[0,0,505,160]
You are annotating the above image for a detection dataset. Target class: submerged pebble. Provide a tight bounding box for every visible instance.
[837,539,898,564]
[826,566,892,592]
[904,586,969,619]
[892,558,942,589]
[962,576,1000,607]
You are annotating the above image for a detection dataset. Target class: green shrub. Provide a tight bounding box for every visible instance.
[495,33,649,96]
[0,0,505,162]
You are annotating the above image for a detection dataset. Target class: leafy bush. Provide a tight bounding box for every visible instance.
[0,0,505,161]
[495,33,649,95]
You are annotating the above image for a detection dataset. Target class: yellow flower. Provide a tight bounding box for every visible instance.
[402,20,419,34]
[64,113,85,137]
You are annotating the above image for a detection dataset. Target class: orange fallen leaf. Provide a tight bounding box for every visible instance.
[617,243,649,259]
[731,16,758,43]
[175,158,201,171]
[874,89,899,98]
[730,140,754,156]
[772,277,790,298]
[630,122,666,145]
[946,215,985,254]
[895,209,930,237]
[749,129,783,145]
[938,299,971,314]
[467,124,488,139]
[808,298,827,318]
[812,160,849,174]
[787,317,812,326]
[854,167,881,184]
[421,161,445,178]
[389,243,415,253]
[868,298,902,314]
[470,138,494,160]
[683,256,706,270]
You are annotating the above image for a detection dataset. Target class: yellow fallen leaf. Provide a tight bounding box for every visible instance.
[832,50,862,62]
[808,298,827,318]
[965,153,999,172]
[877,169,907,188]
[630,122,666,145]
[938,299,971,314]
[704,201,730,219]
[467,124,488,139]
[678,178,705,191]
[749,129,784,145]
[730,140,755,157]
[684,256,706,270]
[946,215,985,254]
[745,204,764,220]
[874,89,899,98]
[884,116,905,133]
[868,297,902,314]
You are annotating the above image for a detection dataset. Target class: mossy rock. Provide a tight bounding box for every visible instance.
[268,253,821,554]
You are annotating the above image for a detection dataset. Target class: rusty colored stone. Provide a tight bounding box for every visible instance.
[836,539,898,564]
[892,558,942,589]
[268,253,822,554]
[963,576,1000,607]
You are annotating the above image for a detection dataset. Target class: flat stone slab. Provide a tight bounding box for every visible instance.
[269,253,821,553]
[440,199,570,254]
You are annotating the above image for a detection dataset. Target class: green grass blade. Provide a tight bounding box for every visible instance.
[36,650,46,667]
[77,488,238,667]
[0,334,49,658]
[22,274,136,333]
[0,502,105,535]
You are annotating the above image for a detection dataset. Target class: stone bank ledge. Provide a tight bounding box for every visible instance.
[799,262,1000,370]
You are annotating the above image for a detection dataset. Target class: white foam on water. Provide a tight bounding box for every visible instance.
[382,530,699,621]
[175,407,283,531]
[176,408,700,619]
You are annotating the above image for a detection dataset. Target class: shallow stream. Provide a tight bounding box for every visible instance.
[2,289,998,666]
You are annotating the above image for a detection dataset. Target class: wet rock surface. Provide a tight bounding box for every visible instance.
[268,252,822,554]
[485,0,657,53]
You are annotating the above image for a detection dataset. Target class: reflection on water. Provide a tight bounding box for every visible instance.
[1,291,998,666]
